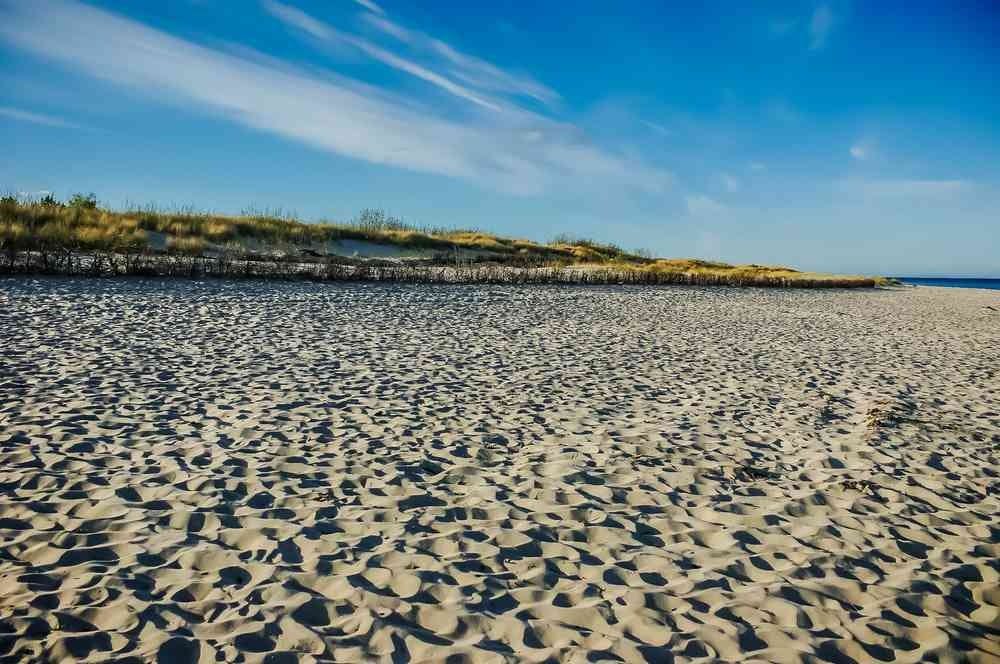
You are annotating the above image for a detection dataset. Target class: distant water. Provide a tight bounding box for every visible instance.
[898,277,1000,291]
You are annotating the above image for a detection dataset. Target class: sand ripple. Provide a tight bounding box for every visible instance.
[1,279,998,663]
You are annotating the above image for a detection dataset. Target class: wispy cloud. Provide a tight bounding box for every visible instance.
[361,14,559,107]
[264,1,502,110]
[686,194,728,216]
[643,120,672,137]
[771,4,839,51]
[0,105,79,128]
[0,0,666,196]
[838,179,971,198]
[351,0,384,16]
[849,143,868,160]
[809,4,835,50]
[262,0,332,40]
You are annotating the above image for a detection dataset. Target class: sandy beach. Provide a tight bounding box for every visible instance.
[0,278,997,663]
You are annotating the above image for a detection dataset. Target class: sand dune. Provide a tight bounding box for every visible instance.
[1,279,998,663]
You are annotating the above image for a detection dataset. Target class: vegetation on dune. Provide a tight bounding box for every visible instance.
[0,196,649,261]
[0,193,883,287]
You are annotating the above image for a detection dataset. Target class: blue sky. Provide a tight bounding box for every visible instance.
[2,0,998,275]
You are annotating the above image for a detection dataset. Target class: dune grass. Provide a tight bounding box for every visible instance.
[0,194,884,287]
[0,196,650,261]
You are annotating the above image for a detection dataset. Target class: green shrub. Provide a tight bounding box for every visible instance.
[68,193,97,209]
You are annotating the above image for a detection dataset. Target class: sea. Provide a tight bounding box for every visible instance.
[897,277,1000,291]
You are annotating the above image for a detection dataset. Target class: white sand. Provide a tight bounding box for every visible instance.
[0,279,998,663]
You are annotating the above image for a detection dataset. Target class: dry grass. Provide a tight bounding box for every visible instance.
[166,235,206,256]
[0,197,640,261]
[569,260,883,288]
[0,195,884,287]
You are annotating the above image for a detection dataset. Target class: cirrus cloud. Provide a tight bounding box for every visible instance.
[0,0,669,197]
[0,105,79,128]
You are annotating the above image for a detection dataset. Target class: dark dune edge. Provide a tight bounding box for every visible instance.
[0,251,881,288]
